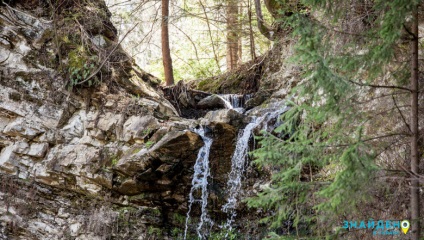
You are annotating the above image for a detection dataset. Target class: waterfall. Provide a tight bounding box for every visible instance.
[183,101,288,238]
[221,94,241,108]
[222,105,289,231]
[216,95,234,109]
[184,127,213,240]
[220,94,253,113]
[221,116,263,230]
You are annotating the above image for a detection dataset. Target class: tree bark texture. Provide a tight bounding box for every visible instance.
[226,0,239,70]
[161,0,174,86]
[410,7,421,240]
[254,0,274,40]
[248,0,256,60]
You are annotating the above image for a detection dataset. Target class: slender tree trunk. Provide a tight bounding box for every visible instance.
[161,0,174,86]
[226,0,239,70]
[254,0,274,40]
[199,0,221,72]
[237,4,243,66]
[410,7,420,240]
[248,0,256,60]
[264,0,280,18]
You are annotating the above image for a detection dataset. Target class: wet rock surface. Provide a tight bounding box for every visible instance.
[197,95,227,109]
[201,109,246,128]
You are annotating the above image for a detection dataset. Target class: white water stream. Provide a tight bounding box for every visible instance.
[218,94,254,113]
[184,127,213,240]
[184,96,288,238]
[222,105,289,231]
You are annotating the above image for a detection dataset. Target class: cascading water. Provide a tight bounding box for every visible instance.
[221,116,263,230]
[216,95,235,110]
[184,127,213,240]
[222,105,289,231]
[220,94,254,113]
[221,94,241,108]
[184,97,288,237]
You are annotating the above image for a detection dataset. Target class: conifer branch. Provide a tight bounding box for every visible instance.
[392,95,411,133]
[347,79,411,92]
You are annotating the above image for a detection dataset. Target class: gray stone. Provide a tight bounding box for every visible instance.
[61,112,85,141]
[201,109,245,127]
[27,143,49,158]
[3,118,45,139]
[12,141,29,154]
[197,95,226,109]
[0,116,14,132]
[122,115,160,142]
[0,145,18,173]
[97,112,121,133]
[178,92,196,108]
[91,35,107,48]
[245,91,271,110]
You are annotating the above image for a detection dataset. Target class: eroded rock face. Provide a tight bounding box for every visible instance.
[0,1,272,239]
[114,130,203,195]
[0,1,205,239]
[245,90,271,110]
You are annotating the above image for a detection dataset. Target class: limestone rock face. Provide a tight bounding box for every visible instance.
[114,130,203,195]
[0,1,270,239]
[0,1,202,239]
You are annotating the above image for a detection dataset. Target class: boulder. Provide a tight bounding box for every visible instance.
[121,115,160,142]
[197,95,226,109]
[245,90,271,110]
[114,130,203,195]
[201,109,245,128]
[27,143,49,158]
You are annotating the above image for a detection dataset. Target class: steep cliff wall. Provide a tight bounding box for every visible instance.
[0,1,210,238]
[0,1,292,239]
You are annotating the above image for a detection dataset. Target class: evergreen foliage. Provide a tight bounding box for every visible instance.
[247,0,420,238]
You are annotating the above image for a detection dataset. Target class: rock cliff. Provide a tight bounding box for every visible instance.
[0,1,204,238]
[0,1,294,239]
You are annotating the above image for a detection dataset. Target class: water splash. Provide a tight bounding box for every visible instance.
[220,94,253,113]
[221,116,262,230]
[216,95,234,109]
[221,94,241,108]
[184,127,213,240]
[222,105,289,231]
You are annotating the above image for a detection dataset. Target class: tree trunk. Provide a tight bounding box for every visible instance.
[226,0,239,70]
[264,0,280,18]
[237,4,243,66]
[161,0,174,86]
[248,0,256,60]
[199,0,221,72]
[410,7,420,240]
[254,0,274,40]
